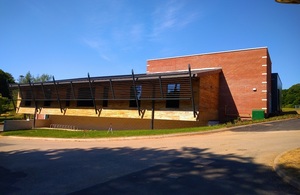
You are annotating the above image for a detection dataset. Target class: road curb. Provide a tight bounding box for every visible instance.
[273,149,300,191]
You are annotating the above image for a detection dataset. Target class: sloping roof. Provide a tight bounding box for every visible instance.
[10,68,222,87]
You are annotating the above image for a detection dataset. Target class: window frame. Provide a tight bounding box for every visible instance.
[166,83,180,108]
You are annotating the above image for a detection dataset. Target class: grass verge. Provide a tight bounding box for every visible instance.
[276,148,300,186]
[1,113,298,139]
[0,125,225,139]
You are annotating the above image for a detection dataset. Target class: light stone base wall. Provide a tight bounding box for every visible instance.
[18,107,197,121]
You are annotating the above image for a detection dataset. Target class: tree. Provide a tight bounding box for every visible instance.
[34,74,52,82]
[282,83,300,107]
[19,71,52,83]
[0,69,15,98]
[18,71,33,83]
[0,94,10,115]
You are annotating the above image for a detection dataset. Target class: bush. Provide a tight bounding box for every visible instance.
[0,94,10,115]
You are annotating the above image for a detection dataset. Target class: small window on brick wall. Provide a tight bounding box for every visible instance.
[166,83,180,108]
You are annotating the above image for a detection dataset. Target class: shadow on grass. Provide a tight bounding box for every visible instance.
[278,165,300,181]
[0,146,299,195]
[282,111,299,115]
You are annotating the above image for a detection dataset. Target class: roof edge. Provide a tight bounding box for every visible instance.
[147,46,268,61]
[146,67,222,75]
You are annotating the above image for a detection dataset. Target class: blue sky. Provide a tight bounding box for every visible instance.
[0,0,299,89]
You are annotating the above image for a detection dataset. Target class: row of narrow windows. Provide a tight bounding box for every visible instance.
[23,84,181,108]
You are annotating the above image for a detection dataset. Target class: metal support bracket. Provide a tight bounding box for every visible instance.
[131,69,141,116]
[28,80,37,109]
[53,76,63,113]
[70,81,76,99]
[109,79,115,99]
[188,64,197,118]
[87,73,98,114]
[41,82,46,99]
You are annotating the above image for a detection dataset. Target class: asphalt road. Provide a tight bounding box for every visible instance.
[0,119,300,194]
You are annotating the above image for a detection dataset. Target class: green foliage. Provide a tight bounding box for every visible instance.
[0,69,15,98]
[0,94,10,114]
[19,71,52,83]
[36,74,52,82]
[0,114,23,122]
[282,84,300,107]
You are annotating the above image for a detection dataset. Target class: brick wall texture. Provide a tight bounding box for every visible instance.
[147,47,272,121]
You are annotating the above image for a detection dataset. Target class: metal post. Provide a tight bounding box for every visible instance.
[41,82,46,99]
[53,76,63,113]
[70,81,75,99]
[188,64,197,118]
[87,73,98,114]
[131,69,140,116]
[151,84,155,129]
[28,80,37,128]
[109,79,115,99]
[159,76,164,98]
[28,80,37,109]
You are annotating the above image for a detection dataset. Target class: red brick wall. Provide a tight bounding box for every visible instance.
[147,48,271,122]
[198,73,220,123]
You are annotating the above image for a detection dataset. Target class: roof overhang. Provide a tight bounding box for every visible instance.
[9,68,222,88]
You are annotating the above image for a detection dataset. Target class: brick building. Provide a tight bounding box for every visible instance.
[147,47,281,122]
[8,47,282,130]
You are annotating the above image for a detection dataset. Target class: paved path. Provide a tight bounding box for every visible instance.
[0,119,300,194]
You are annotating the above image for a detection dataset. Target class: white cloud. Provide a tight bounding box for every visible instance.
[81,1,200,58]
[82,38,111,61]
[150,1,199,38]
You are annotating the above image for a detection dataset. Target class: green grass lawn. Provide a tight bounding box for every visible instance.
[1,125,225,139]
[282,107,300,114]
[1,112,298,139]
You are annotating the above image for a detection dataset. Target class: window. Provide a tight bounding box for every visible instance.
[65,88,71,107]
[129,85,142,107]
[24,91,31,106]
[102,86,109,107]
[166,84,180,108]
[44,88,52,106]
[77,87,95,107]
[24,100,31,106]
